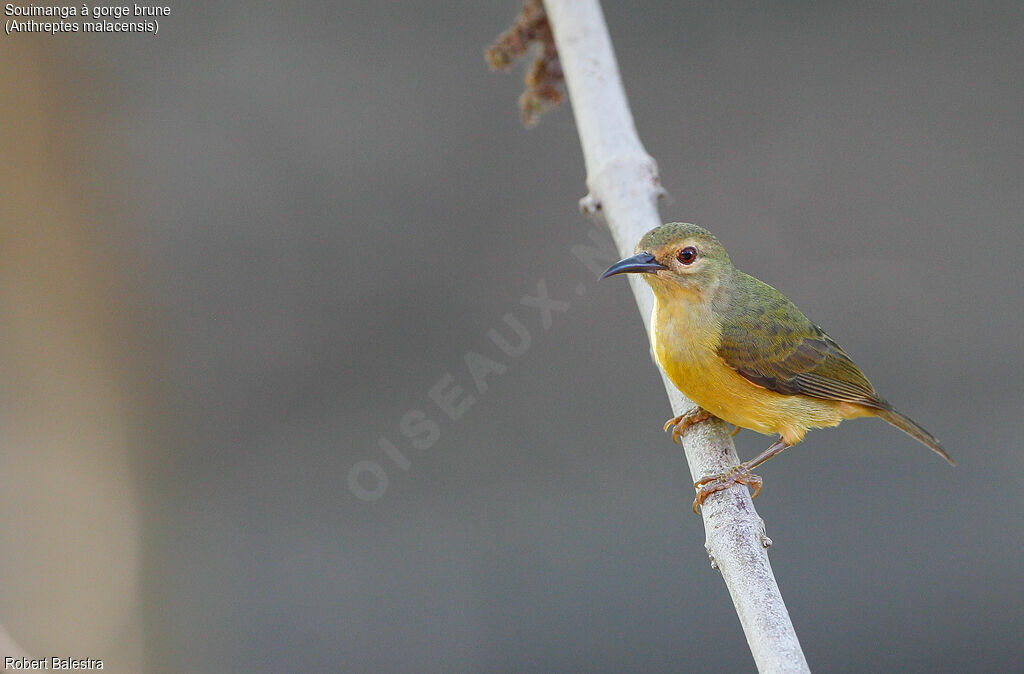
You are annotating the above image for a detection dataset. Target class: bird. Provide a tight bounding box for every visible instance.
[601,222,953,513]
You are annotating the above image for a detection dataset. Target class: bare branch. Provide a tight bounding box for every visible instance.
[493,1,812,670]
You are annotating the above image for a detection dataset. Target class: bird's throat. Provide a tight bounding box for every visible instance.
[649,281,722,365]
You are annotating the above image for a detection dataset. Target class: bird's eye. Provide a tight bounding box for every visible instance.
[677,246,698,264]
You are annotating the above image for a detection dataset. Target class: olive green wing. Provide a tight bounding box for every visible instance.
[717,273,887,409]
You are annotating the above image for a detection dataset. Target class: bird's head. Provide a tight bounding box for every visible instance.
[601,223,733,297]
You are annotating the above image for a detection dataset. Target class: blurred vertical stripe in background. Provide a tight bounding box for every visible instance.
[1,35,147,671]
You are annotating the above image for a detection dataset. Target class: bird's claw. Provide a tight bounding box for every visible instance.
[663,408,712,444]
[692,464,764,514]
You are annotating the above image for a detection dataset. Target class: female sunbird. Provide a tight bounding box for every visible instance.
[602,223,954,512]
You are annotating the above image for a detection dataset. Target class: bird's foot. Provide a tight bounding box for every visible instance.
[663,407,712,444]
[692,464,764,514]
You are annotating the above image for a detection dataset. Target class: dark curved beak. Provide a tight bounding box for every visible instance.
[601,252,667,279]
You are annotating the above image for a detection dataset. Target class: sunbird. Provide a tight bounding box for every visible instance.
[602,223,953,512]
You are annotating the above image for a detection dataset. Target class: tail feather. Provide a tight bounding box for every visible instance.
[876,408,955,466]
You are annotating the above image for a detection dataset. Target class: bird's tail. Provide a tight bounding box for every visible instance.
[876,407,955,466]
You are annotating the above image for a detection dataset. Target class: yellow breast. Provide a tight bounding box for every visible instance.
[650,293,846,444]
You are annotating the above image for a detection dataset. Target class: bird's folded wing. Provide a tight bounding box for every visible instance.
[717,289,885,409]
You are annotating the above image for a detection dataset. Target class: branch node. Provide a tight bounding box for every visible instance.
[759,517,773,548]
[587,155,664,208]
[653,178,668,200]
[706,544,719,570]
[579,193,602,214]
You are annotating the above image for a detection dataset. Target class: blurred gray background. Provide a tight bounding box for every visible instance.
[3,1,1022,672]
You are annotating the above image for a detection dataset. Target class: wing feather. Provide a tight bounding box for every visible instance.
[717,272,886,409]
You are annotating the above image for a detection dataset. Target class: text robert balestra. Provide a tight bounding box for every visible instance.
[4,657,103,670]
